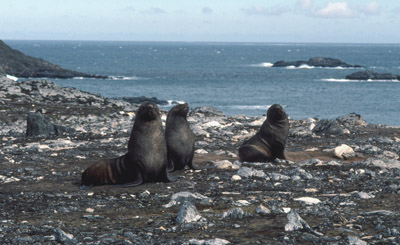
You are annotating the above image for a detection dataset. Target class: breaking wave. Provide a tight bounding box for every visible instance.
[249,62,273,68]
[320,78,400,83]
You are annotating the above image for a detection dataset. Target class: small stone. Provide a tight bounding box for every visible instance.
[233,200,250,207]
[333,144,355,159]
[222,207,244,219]
[237,167,266,178]
[213,160,232,169]
[176,202,204,224]
[86,208,94,213]
[293,197,321,205]
[139,190,150,198]
[164,192,212,208]
[195,149,208,154]
[231,175,241,181]
[256,205,271,215]
[351,191,375,199]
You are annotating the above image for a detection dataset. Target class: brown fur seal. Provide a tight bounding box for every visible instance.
[81,102,176,188]
[165,103,196,172]
[239,104,289,162]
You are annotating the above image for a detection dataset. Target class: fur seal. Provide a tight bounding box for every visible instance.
[81,102,176,188]
[165,103,196,172]
[239,104,289,162]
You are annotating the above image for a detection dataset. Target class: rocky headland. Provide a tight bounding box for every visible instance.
[273,57,362,68]
[346,70,400,81]
[1,77,400,244]
[0,40,107,79]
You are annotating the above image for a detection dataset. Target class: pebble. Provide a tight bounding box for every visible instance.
[293,197,321,205]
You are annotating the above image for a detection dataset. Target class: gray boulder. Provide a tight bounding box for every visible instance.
[26,112,73,137]
[312,119,348,135]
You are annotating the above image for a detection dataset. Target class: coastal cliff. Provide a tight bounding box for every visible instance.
[0,40,107,79]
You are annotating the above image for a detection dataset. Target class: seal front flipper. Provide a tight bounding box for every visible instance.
[167,154,175,173]
[117,174,143,187]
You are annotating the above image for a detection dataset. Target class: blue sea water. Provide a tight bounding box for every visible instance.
[5,40,400,126]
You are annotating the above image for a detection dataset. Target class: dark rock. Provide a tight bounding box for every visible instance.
[190,106,224,117]
[26,111,73,137]
[346,70,400,80]
[337,113,367,127]
[273,57,362,68]
[312,119,348,135]
[120,96,169,105]
[0,40,107,79]
[222,207,245,219]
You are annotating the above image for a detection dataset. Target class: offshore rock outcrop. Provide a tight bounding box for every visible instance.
[346,70,400,80]
[273,57,362,68]
[0,40,107,79]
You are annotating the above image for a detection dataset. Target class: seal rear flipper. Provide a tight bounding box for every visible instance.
[117,172,143,187]
[239,144,272,162]
[161,166,177,182]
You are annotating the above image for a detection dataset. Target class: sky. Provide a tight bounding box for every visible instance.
[1,0,400,43]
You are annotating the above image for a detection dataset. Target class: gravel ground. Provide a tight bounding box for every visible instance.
[1,78,400,244]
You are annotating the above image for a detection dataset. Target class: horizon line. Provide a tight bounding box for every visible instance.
[3,38,400,45]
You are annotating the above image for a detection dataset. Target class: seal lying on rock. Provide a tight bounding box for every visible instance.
[239,104,289,162]
[81,102,176,188]
[165,103,196,172]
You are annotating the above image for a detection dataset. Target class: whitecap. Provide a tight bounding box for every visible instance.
[6,75,18,81]
[320,78,399,83]
[298,64,314,69]
[320,78,352,83]
[109,76,145,81]
[249,62,273,68]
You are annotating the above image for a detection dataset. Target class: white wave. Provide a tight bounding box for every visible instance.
[6,75,18,81]
[320,78,352,83]
[73,77,84,80]
[285,65,360,70]
[222,105,272,110]
[321,78,399,83]
[249,62,273,68]
[167,100,185,105]
[109,76,144,80]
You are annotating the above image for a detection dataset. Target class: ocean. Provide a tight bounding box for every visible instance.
[5,40,400,126]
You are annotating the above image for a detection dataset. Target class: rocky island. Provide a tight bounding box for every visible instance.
[346,70,400,81]
[1,76,400,244]
[273,57,362,68]
[0,40,107,79]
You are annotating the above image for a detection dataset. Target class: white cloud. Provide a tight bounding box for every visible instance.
[243,4,291,16]
[202,7,213,15]
[296,0,312,11]
[141,7,166,15]
[359,2,380,15]
[315,2,355,18]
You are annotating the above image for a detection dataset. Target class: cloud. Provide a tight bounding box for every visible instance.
[296,0,312,11]
[359,2,380,15]
[315,2,355,18]
[242,4,291,16]
[141,7,166,15]
[202,7,213,15]
[123,6,136,13]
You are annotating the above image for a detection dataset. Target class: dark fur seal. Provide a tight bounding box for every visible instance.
[239,104,289,162]
[81,102,176,188]
[165,103,196,172]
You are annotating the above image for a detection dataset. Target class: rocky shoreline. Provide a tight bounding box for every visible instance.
[1,77,400,244]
